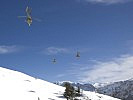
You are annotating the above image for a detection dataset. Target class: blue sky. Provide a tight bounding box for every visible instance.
[1,0,133,83]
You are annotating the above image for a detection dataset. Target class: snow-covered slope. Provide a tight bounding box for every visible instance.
[0,67,120,100]
[96,79,133,100]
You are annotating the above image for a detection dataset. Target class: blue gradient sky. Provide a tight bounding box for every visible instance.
[0,0,133,83]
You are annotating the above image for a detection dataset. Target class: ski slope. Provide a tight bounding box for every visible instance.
[0,67,120,100]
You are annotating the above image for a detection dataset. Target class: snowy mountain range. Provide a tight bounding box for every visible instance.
[0,66,120,100]
[54,81,96,91]
[96,79,133,100]
[56,79,133,100]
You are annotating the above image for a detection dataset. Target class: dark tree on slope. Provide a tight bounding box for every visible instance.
[75,86,81,97]
[64,82,76,100]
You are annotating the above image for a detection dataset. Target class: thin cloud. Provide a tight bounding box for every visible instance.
[0,45,18,54]
[44,47,69,55]
[80,0,132,4]
[56,74,66,78]
[68,54,133,83]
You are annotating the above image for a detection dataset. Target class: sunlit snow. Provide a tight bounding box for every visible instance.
[0,67,120,100]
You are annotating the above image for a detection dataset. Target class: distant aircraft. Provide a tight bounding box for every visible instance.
[76,51,80,58]
[52,58,56,63]
[18,6,41,26]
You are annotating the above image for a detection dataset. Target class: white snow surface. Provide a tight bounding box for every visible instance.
[93,82,112,88]
[0,67,120,100]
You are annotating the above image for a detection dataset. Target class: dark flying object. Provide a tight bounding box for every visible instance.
[76,52,80,58]
[52,58,56,63]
